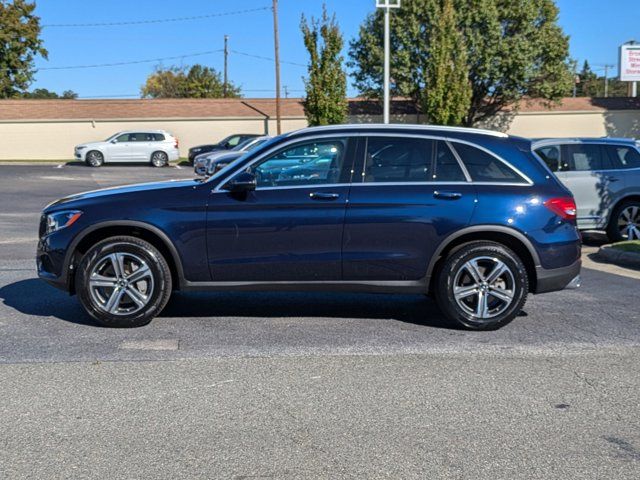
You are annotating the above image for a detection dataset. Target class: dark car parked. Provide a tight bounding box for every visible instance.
[38,125,581,330]
[188,133,261,164]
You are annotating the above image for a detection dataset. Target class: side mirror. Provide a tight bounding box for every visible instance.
[110,139,118,144]
[225,171,257,192]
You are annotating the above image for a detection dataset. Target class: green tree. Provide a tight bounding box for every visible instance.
[348,0,573,126]
[576,60,598,97]
[141,65,241,98]
[301,5,348,126]
[422,0,471,125]
[0,0,48,98]
[22,88,78,99]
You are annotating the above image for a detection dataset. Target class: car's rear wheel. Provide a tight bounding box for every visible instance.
[151,151,169,167]
[76,236,172,327]
[607,200,640,242]
[85,150,104,167]
[434,241,528,330]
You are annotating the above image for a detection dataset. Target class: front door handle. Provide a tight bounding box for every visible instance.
[310,192,340,201]
[434,191,462,200]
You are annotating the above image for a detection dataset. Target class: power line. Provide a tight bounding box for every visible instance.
[41,6,271,28]
[231,49,306,68]
[35,50,223,71]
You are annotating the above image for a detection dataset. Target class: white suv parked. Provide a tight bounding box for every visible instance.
[74,130,180,167]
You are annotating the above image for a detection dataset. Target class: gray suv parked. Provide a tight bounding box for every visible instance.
[534,138,640,241]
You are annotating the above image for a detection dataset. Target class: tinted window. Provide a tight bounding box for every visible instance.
[605,145,640,169]
[535,145,564,172]
[226,136,242,147]
[564,144,609,171]
[364,137,433,183]
[153,133,165,141]
[115,134,130,143]
[453,142,526,183]
[248,139,346,188]
[434,141,466,182]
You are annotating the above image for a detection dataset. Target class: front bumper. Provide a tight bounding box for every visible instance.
[534,258,582,294]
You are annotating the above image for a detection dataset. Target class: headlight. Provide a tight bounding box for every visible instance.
[192,148,202,153]
[45,210,82,235]
[76,146,87,150]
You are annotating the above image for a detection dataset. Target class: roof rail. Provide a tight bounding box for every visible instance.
[286,123,509,139]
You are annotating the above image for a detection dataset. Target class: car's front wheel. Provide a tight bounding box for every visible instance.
[151,151,169,167]
[76,236,172,327]
[607,200,640,242]
[85,150,104,167]
[434,241,529,330]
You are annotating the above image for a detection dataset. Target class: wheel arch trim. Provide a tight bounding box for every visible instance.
[63,220,185,289]
[425,225,542,287]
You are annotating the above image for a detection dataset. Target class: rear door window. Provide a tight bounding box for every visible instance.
[604,145,640,169]
[453,142,528,183]
[433,141,467,182]
[363,137,434,183]
[563,144,611,171]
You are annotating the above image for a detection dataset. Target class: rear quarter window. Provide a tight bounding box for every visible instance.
[452,142,528,184]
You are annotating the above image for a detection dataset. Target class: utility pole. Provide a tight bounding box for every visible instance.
[572,60,578,98]
[603,64,614,98]
[272,0,282,134]
[283,85,289,99]
[223,35,229,98]
[376,1,400,124]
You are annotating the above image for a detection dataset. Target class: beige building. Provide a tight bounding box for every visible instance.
[0,97,638,160]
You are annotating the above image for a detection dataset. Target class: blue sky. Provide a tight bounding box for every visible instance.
[30,0,640,98]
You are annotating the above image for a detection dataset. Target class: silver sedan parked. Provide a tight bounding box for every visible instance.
[534,138,640,241]
[194,136,271,176]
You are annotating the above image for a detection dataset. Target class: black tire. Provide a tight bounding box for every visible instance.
[434,241,529,330]
[85,150,104,167]
[607,200,640,243]
[151,151,169,167]
[76,236,172,327]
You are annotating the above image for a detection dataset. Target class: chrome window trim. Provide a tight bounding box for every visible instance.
[213,132,532,191]
[448,138,533,185]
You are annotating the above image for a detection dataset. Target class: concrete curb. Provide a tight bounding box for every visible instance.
[596,244,640,269]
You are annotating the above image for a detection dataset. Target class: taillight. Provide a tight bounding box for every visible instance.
[544,197,577,220]
[174,138,179,148]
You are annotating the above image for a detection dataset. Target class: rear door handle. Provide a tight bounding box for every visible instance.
[434,191,462,200]
[310,192,340,200]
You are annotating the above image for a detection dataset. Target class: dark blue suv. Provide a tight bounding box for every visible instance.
[37,125,581,330]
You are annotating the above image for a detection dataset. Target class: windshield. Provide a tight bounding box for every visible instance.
[104,132,120,142]
[245,138,268,152]
[232,138,255,152]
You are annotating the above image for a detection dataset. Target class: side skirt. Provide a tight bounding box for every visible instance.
[181,279,427,295]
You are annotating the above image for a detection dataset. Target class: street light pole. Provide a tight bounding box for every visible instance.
[376,1,400,124]
[272,0,282,135]
[383,6,390,124]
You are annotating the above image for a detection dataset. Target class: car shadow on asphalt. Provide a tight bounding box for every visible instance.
[0,278,467,330]
[0,278,95,326]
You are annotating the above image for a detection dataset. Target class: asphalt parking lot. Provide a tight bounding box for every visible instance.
[1,164,639,479]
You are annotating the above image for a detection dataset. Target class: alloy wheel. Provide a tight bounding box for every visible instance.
[618,206,640,240]
[152,152,168,167]
[452,256,516,320]
[87,151,103,167]
[88,252,154,316]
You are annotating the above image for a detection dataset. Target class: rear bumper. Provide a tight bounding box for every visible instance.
[534,258,582,294]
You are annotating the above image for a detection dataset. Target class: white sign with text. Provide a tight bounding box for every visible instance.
[620,44,640,82]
